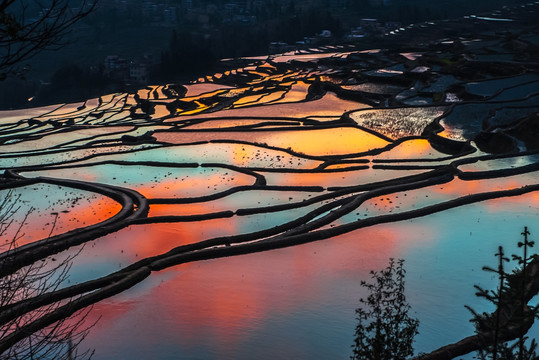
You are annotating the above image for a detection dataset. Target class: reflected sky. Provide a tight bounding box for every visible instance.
[77,196,538,359]
[1,16,539,358]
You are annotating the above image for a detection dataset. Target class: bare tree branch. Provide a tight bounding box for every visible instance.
[0,191,95,360]
[0,0,97,80]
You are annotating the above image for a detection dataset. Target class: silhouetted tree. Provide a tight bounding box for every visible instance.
[467,228,538,360]
[351,258,419,360]
[0,0,96,80]
[0,190,94,359]
[361,228,539,360]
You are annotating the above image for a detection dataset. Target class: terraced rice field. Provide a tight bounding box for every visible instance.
[1,3,538,359]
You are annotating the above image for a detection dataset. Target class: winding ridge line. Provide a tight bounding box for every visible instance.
[0,181,536,354]
[1,9,539,355]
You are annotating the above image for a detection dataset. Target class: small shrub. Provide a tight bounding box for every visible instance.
[351,258,419,360]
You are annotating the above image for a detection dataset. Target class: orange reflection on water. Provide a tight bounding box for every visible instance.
[184,83,234,97]
[481,190,539,213]
[270,81,309,104]
[155,127,389,156]
[263,168,426,188]
[14,196,122,247]
[134,171,255,199]
[185,118,298,130]
[69,217,239,283]
[224,142,321,169]
[437,176,533,197]
[127,220,237,260]
[81,225,419,356]
[437,175,539,210]
[262,170,366,188]
[148,202,231,217]
[373,138,444,160]
[170,91,369,122]
[262,127,389,156]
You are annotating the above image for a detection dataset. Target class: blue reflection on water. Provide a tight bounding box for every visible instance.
[83,194,538,359]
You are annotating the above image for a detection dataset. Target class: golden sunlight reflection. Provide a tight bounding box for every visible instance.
[232,94,268,107]
[254,90,288,103]
[260,128,389,156]
[184,118,301,130]
[155,127,389,156]
[3,20,539,359]
[373,138,444,160]
[269,81,310,104]
[169,92,369,122]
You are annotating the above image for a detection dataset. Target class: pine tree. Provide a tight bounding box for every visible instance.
[466,227,538,360]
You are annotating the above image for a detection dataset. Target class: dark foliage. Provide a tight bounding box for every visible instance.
[351,258,419,360]
[467,227,538,360]
[0,0,96,80]
[0,191,94,359]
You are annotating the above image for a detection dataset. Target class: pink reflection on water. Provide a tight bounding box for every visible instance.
[74,219,239,269]
[135,170,254,199]
[81,226,423,358]
[436,175,539,210]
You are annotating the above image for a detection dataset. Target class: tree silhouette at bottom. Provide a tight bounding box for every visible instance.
[351,258,419,360]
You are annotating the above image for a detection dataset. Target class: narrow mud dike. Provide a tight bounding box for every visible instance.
[1,3,539,356]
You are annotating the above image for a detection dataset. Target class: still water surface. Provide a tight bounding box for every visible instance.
[78,193,538,359]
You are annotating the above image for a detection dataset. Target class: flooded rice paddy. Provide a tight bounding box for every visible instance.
[1,3,539,359]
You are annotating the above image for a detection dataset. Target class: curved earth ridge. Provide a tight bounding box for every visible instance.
[1,3,539,357]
